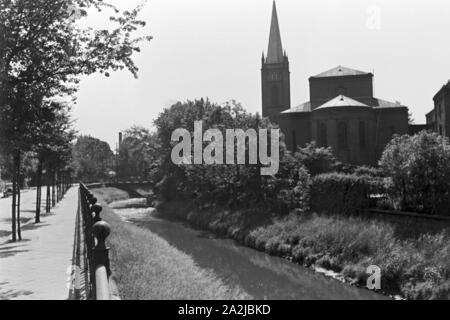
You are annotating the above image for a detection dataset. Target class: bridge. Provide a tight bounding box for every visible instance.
[86,180,154,199]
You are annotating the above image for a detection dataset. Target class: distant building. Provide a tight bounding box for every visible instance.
[261,1,425,166]
[427,81,450,138]
[426,109,436,131]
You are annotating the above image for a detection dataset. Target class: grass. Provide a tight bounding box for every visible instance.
[247,214,450,300]
[93,188,251,300]
[157,200,450,300]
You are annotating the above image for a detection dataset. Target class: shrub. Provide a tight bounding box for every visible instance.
[276,165,311,211]
[310,173,384,216]
[294,142,338,176]
[353,166,384,177]
[380,131,450,215]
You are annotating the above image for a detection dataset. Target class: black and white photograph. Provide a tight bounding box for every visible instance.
[1,0,450,307]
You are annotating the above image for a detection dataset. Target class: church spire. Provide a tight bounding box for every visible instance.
[266,1,284,64]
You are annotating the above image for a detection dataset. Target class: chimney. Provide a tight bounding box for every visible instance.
[119,132,123,147]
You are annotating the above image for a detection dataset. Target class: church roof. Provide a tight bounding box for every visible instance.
[282,101,311,113]
[315,95,370,110]
[283,97,405,114]
[311,66,371,78]
[372,98,405,108]
[266,1,284,64]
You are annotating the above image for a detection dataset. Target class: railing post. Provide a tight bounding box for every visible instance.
[78,183,113,300]
[92,204,103,223]
[93,221,111,300]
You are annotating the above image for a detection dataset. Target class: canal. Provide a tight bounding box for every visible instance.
[111,199,388,300]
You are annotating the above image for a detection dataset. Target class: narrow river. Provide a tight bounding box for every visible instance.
[112,200,388,300]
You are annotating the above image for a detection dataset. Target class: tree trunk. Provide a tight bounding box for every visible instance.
[56,171,59,202]
[17,176,21,241]
[46,170,51,213]
[35,161,42,223]
[51,170,56,207]
[11,167,17,242]
[15,151,22,241]
[58,170,62,200]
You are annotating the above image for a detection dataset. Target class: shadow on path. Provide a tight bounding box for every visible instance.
[0,223,50,246]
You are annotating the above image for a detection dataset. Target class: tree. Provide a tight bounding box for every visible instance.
[153,99,291,212]
[33,100,75,221]
[72,136,114,182]
[294,142,338,176]
[118,126,160,180]
[0,0,151,241]
[380,131,450,215]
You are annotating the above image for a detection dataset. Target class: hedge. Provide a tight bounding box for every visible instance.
[310,173,385,216]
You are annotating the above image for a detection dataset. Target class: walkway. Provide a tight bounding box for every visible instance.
[0,187,78,300]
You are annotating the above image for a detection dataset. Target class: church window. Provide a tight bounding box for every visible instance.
[337,122,348,150]
[271,86,279,105]
[359,121,366,149]
[271,72,279,81]
[318,123,327,147]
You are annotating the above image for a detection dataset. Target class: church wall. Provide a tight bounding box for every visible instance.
[311,107,377,165]
[278,113,311,151]
[309,75,374,108]
[278,107,409,166]
[373,107,409,160]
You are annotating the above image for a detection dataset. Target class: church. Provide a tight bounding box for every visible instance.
[261,2,413,166]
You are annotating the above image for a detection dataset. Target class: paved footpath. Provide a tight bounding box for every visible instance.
[0,187,78,300]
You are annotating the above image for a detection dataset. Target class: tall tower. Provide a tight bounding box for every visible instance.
[261,1,291,123]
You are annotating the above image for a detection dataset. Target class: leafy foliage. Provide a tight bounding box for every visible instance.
[118,126,161,181]
[72,135,114,182]
[293,142,338,176]
[0,0,150,241]
[380,131,450,215]
[153,99,295,212]
[310,173,384,216]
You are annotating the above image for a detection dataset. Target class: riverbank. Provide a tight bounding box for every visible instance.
[156,199,450,300]
[93,189,250,300]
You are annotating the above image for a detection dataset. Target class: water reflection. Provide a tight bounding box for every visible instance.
[112,202,388,300]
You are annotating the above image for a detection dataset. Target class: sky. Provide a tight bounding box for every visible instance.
[74,0,450,148]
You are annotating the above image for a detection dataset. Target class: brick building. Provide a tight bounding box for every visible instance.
[426,81,450,138]
[261,2,418,166]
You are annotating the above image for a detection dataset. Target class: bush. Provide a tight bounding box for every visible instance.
[294,142,338,176]
[353,166,384,177]
[310,173,384,216]
[380,131,450,215]
[276,165,311,211]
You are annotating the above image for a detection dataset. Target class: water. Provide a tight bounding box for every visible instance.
[111,199,389,300]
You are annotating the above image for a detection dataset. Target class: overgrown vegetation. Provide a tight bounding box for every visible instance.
[156,199,450,300]
[108,98,450,300]
[380,131,450,215]
[95,189,251,300]
[310,173,384,216]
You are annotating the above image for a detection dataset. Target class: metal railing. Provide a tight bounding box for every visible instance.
[79,183,112,300]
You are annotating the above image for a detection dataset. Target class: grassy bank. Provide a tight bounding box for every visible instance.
[157,200,450,300]
[93,188,251,300]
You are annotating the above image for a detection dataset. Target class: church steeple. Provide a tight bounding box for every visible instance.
[266,1,284,64]
[261,1,291,123]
